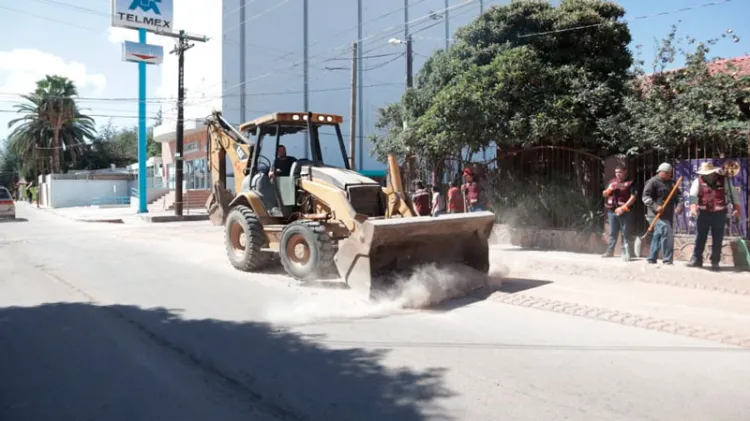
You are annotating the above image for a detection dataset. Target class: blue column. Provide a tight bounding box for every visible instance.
[137,28,148,213]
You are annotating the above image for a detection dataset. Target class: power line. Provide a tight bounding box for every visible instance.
[517,0,733,38]
[0,5,102,33]
[0,82,403,103]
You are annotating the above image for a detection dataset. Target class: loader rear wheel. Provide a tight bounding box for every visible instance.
[279,221,334,281]
[225,205,271,271]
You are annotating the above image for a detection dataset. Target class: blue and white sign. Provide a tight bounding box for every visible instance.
[112,0,173,32]
[122,41,164,64]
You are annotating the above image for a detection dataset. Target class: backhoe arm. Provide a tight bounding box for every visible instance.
[384,154,419,218]
[205,111,253,225]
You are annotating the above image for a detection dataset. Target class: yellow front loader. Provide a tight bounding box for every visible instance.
[205,110,495,299]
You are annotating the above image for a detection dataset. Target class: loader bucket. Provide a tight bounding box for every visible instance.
[206,184,234,226]
[333,211,497,301]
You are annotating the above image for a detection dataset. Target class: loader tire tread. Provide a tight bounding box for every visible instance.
[225,205,272,272]
[279,221,335,281]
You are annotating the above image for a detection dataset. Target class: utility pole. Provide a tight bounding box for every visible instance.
[480,0,484,13]
[303,0,310,159]
[406,35,413,88]
[444,0,449,51]
[349,42,357,170]
[239,0,246,122]
[169,29,208,216]
[357,0,363,170]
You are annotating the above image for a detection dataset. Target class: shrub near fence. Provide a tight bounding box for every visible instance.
[488,146,607,253]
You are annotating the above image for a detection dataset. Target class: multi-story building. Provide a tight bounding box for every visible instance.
[150,1,488,199]
[220,0,487,171]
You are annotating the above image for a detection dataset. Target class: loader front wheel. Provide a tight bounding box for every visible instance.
[279,221,334,281]
[225,205,271,271]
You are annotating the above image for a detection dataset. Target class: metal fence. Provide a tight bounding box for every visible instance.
[487,146,606,231]
[626,140,748,238]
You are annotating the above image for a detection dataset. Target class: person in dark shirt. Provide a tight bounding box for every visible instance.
[412,181,431,216]
[602,164,638,261]
[269,145,297,179]
[642,162,683,265]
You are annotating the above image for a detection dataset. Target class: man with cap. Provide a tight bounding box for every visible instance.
[461,168,485,212]
[642,163,683,265]
[687,161,740,271]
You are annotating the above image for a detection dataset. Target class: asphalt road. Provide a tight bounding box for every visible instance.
[2,203,750,421]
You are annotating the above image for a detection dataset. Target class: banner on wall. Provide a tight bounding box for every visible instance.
[673,158,747,237]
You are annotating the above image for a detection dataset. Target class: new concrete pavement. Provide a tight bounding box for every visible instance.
[2,203,750,421]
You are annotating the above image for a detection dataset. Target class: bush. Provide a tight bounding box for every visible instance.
[490,175,604,233]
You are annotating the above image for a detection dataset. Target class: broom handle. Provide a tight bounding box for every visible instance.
[646,175,683,233]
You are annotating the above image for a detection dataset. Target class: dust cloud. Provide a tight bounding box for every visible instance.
[263,261,507,325]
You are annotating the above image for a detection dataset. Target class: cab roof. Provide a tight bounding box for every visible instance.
[239,112,343,133]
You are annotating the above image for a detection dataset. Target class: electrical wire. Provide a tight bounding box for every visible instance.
[0,5,103,33]
[207,0,481,103]
[0,82,404,104]
[517,0,733,38]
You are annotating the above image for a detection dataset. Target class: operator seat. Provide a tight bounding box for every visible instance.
[250,166,281,213]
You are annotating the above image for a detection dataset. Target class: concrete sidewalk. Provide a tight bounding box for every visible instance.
[490,246,750,347]
[24,203,208,223]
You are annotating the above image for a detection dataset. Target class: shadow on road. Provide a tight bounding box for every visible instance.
[0,218,28,223]
[0,303,453,421]
[499,278,553,294]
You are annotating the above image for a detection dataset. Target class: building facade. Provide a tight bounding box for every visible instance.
[153,119,215,191]
[220,0,486,170]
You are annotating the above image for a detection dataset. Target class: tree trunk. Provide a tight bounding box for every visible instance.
[52,124,61,173]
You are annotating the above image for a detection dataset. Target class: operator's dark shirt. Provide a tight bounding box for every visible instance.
[273,156,297,177]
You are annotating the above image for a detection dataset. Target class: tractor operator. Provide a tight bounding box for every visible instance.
[686,161,740,271]
[269,145,297,179]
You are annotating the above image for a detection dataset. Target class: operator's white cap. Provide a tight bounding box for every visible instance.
[657,163,673,173]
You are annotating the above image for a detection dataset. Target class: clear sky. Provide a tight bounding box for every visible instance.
[0,0,747,141]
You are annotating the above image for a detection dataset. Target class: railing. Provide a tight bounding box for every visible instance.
[91,196,131,206]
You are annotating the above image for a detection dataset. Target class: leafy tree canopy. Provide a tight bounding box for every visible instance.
[371,0,633,162]
[613,25,750,155]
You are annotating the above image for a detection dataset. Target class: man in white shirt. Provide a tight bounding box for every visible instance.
[687,161,741,271]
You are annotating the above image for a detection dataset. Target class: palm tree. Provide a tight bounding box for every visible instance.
[7,75,95,173]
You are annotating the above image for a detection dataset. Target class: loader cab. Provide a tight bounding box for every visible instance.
[239,112,350,218]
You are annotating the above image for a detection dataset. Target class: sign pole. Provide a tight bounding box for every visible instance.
[137,28,148,213]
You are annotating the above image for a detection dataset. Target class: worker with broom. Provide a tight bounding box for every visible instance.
[602,164,638,261]
[642,163,683,265]
[686,161,740,271]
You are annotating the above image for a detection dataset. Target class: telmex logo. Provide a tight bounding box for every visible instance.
[129,0,162,15]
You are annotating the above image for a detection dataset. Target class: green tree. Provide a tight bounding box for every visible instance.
[7,75,95,173]
[614,25,750,154]
[371,0,633,162]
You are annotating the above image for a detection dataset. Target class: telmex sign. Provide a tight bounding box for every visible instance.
[122,41,164,64]
[112,0,174,32]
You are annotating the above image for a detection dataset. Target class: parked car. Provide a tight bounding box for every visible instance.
[0,186,15,219]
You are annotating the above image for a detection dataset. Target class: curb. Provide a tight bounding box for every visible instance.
[139,214,210,223]
[489,291,750,349]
